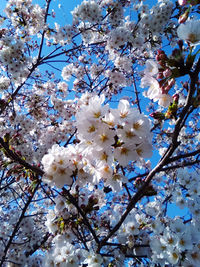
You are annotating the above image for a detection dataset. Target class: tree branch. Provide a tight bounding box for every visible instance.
[98,56,200,251]
[0,179,40,266]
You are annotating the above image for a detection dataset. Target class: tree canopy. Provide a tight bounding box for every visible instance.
[0,0,200,266]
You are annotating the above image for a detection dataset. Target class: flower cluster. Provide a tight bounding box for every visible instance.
[0,76,10,91]
[76,93,153,171]
[107,1,124,27]
[141,59,172,107]
[106,26,131,50]
[46,23,77,46]
[149,168,200,266]
[41,144,87,188]
[43,234,82,267]
[72,0,102,24]
[44,188,108,266]
[0,37,31,84]
[42,94,152,189]
[105,69,127,91]
[4,0,46,36]
[0,208,44,266]
[139,0,173,37]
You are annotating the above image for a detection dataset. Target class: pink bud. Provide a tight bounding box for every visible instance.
[178,9,189,24]
[150,112,165,120]
[173,94,179,103]
[163,68,172,78]
[159,54,167,60]
[157,49,163,56]
[182,82,189,90]
[157,72,164,79]
[156,55,160,61]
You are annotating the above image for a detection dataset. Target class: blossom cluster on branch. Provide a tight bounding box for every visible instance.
[0,0,200,266]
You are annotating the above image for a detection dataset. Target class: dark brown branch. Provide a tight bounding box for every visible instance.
[0,64,37,115]
[98,56,200,251]
[132,74,142,113]
[62,188,100,245]
[99,140,179,249]
[129,148,200,182]
[0,137,100,246]
[0,137,44,176]
[167,148,200,163]
[25,232,50,257]
[171,58,200,145]
[37,0,52,60]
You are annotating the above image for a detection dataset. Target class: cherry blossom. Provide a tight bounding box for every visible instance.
[0,0,200,266]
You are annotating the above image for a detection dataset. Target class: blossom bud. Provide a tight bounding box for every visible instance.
[52,11,56,18]
[173,94,179,103]
[157,49,163,56]
[155,55,160,61]
[159,54,167,61]
[150,112,165,120]
[156,50,167,62]
[182,81,189,90]
[178,8,190,24]
[157,72,164,79]
[163,68,172,78]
